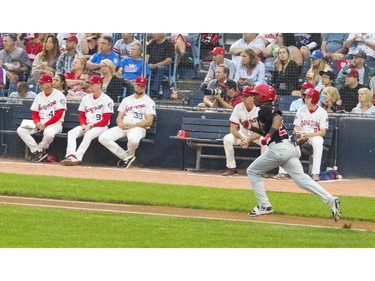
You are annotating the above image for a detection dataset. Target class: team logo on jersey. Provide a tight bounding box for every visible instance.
[61,99,66,106]
[38,100,56,111]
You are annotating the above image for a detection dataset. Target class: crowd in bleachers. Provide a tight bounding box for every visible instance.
[1,32,375,113]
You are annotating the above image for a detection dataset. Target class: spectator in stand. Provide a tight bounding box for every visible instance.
[86,36,120,75]
[81,33,100,60]
[351,88,375,114]
[61,75,114,166]
[100,59,125,101]
[16,74,67,163]
[64,56,87,89]
[99,76,156,169]
[335,50,375,90]
[53,74,68,96]
[339,68,363,111]
[66,71,92,101]
[20,33,44,64]
[370,75,375,97]
[234,48,265,91]
[55,35,84,75]
[321,86,345,113]
[306,50,332,93]
[199,46,236,91]
[0,66,6,90]
[272,46,300,96]
[296,33,322,81]
[343,33,375,68]
[294,88,328,181]
[8,81,37,100]
[30,34,61,83]
[229,33,266,66]
[222,86,267,176]
[321,33,349,75]
[289,91,305,112]
[318,70,335,103]
[198,64,240,109]
[171,33,201,75]
[146,33,175,99]
[0,33,32,82]
[57,33,86,52]
[116,42,150,96]
[113,33,140,59]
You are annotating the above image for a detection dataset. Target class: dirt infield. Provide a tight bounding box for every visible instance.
[1,158,375,231]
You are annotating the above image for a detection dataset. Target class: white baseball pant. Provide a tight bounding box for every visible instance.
[65,125,108,161]
[223,132,267,169]
[98,126,146,160]
[17,123,62,153]
[307,136,324,175]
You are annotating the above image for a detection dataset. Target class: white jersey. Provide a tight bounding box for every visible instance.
[229,102,260,137]
[118,94,156,125]
[78,92,114,125]
[294,105,328,133]
[30,89,66,123]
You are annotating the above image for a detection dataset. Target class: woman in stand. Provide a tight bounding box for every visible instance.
[351,87,375,114]
[321,86,345,113]
[234,48,265,91]
[64,56,87,89]
[53,74,68,96]
[272,46,300,96]
[30,34,61,82]
[100,59,125,101]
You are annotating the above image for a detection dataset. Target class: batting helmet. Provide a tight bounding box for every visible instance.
[250,84,277,102]
[302,88,320,105]
[176,130,190,138]
[45,153,59,163]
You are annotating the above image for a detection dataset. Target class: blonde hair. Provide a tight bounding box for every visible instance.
[100,59,116,76]
[323,86,341,103]
[357,88,373,109]
[74,56,87,70]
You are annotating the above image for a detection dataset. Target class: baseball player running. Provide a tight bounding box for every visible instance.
[61,75,114,166]
[17,74,66,162]
[222,86,266,176]
[245,84,340,221]
[294,88,328,181]
[98,76,156,169]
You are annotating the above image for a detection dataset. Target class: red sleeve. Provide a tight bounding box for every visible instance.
[79,111,87,125]
[44,109,65,126]
[32,111,40,124]
[93,112,111,128]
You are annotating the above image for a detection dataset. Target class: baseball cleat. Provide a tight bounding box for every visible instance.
[331,198,341,222]
[222,168,238,176]
[249,205,273,217]
[117,155,136,169]
[35,151,48,163]
[61,155,81,166]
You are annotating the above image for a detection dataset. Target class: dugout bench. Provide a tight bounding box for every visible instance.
[171,111,337,173]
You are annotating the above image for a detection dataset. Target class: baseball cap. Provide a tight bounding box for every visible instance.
[134,76,147,87]
[37,74,53,84]
[311,50,324,60]
[319,70,335,80]
[63,35,78,44]
[241,86,255,97]
[353,50,367,59]
[25,33,39,39]
[300,82,314,89]
[89,75,103,84]
[345,68,359,78]
[211,47,225,55]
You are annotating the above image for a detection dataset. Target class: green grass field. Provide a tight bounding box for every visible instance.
[1,172,375,247]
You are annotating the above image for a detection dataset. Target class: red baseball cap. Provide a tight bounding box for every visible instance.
[300,82,314,89]
[89,75,103,84]
[134,76,147,87]
[345,68,359,78]
[37,74,53,84]
[25,33,39,39]
[63,35,78,44]
[241,86,255,97]
[211,47,225,55]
